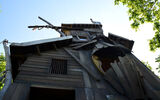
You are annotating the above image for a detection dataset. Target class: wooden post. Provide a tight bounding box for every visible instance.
[36,45,41,56]
[82,69,95,100]
[63,48,99,81]
[0,39,12,100]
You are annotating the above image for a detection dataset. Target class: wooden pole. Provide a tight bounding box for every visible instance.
[63,48,99,81]
[0,39,12,100]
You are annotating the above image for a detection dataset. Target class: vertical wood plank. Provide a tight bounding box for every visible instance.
[3,83,30,100]
[111,61,132,98]
[0,40,12,100]
[75,88,86,100]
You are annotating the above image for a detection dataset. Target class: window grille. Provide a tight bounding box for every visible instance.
[49,59,67,74]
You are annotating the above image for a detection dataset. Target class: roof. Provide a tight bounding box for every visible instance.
[11,36,72,47]
[61,23,102,29]
[108,33,134,50]
[10,36,73,79]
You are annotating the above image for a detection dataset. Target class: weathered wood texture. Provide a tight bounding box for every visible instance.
[0,41,12,100]
[75,88,87,100]
[3,83,30,100]
[129,54,160,100]
[103,54,160,100]
[15,49,84,88]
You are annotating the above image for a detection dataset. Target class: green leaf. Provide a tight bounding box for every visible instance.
[115,0,160,74]
[0,53,6,90]
[141,61,152,71]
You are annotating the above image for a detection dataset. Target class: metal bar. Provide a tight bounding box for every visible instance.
[49,59,67,75]
[38,16,54,26]
[38,16,66,37]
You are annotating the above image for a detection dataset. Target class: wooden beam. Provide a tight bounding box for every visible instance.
[73,40,97,49]
[111,61,132,98]
[63,48,99,81]
[0,39,12,100]
[52,44,57,50]
[36,45,41,56]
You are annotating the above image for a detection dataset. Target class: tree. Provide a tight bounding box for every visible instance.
[0,53,6,90]
[142,61,152,71]
[115,0,160,72]
[155,55,160,72]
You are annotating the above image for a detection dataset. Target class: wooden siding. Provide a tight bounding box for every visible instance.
[3,83,30,100]
[15,49,84,88]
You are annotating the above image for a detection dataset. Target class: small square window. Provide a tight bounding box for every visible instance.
[49,59,67,74]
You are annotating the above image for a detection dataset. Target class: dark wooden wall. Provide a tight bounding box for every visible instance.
[15,49,84,88]
[3,48,87,100]
[3,47,117,100]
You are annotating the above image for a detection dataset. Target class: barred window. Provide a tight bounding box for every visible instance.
[49,59,67,74]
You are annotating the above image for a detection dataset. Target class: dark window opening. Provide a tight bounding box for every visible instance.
[92,47,122,73]
[78,35,88,41]
[49,59,67,74]
[29,87,75,100]
[78,36,87,39]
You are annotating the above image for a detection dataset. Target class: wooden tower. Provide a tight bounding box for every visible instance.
[2,21,160,100]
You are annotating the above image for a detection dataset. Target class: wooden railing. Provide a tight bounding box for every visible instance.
[0,70,6,84]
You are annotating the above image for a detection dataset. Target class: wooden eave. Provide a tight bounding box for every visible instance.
[9,36,73,80]
[61,23,102,29]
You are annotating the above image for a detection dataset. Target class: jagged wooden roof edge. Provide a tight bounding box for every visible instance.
[11,36,72,47]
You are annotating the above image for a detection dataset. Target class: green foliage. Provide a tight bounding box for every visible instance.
[114,0,160,49]
[142,61,152,71]
[0,53,6,90]
[115,0,160,73]
[155,55,160,73]
[0,53,5,72]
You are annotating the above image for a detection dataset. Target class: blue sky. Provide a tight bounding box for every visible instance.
[0,0,129,49]
[0,0,129,42]
[0,0,159,74]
